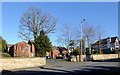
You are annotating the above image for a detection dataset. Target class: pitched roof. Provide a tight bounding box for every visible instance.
[14,41,30,46]
[93,38,107,45]
[92,36,118,46]
[110,36,118,43]
[57,46,67,51]
[52,46,58,50]
[28,40,35,44]
[7,44,13,48]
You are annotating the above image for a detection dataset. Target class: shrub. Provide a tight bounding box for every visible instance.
[0,36,8,52]
[115,50,120,54]
[73,50,79,56]
[92,50,99,54]
[61,58,69,62]
[103,49,112,54]
[2,52,11,57]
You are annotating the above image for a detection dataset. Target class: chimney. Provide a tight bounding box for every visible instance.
[110,37,111,43]
[107,37,111,48]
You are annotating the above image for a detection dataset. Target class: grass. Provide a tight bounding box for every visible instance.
[61,59,69,62]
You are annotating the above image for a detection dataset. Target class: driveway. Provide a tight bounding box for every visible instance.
[2,59,120,75]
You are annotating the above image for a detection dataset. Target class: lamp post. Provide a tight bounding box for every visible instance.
[80,19,85,62]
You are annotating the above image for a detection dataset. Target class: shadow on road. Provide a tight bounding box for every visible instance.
[2,66,120,75]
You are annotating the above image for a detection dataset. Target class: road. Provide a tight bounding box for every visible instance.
[2,59,120,75]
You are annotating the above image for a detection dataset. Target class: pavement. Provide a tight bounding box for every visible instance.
[1,59,120,75]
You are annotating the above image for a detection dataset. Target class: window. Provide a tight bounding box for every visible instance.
[101,44,103,48]
[25,47,28,50]
[116,43,119,46]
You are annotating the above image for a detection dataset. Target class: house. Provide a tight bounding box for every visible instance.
[7,44,13,52]
[46,46,60,59]
[28,40,35,56]
[51,46,60,59]
[92,36,120,51]
[57,46,68,59]
[9,41,35,57]
[28,40,35,44]
[119,41,120,49]
[27,40,61,59]
[46,46,68,59]
[28,40,59,58]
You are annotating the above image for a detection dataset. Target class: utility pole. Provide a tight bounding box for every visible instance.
[80,19,85,62]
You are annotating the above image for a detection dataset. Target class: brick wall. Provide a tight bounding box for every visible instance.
[0,57,46,70]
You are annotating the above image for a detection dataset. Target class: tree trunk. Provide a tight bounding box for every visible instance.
[34,33,38,41]
[99,35,101,54]
[87,36,91,54]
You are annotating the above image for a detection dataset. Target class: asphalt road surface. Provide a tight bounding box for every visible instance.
[2,59,120,75]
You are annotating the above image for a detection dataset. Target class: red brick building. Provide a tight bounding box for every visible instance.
[9,41,35,57]
[57,46,68,59]
[51,48,60,59]
[46,46,68,59]
[46,46,60,59]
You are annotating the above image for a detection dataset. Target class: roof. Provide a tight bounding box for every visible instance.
[110,36,118,43]
[92,38,107,45]
[92,36,118,46]
[7,44,13,48]
[14,41,30,46]
[28,40,35,44]
[57,46,67,51]
[52,46,58,50]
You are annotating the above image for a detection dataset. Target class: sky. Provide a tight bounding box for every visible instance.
[2,2,118,47]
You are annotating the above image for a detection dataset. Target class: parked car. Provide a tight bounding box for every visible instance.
[46,55,50,59]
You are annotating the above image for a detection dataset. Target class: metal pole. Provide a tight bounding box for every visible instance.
[80,19,85,61]
[81,22,83,61]
[85,40,87,61]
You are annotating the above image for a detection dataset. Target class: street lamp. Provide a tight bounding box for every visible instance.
[80,19,85,62]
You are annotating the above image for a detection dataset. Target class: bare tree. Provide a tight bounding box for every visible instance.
[73,24,87,54]
[83,23,96,54]
[96,25,106,54]
[18,6,57,41]
[57,23,74,51]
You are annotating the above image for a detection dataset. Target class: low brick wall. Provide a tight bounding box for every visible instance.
[76,54,119,61]
[0,57,46,70]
